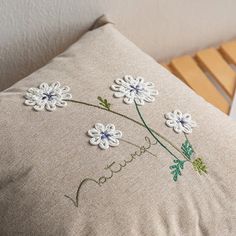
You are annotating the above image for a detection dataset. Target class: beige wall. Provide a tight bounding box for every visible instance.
[1,0,236,90]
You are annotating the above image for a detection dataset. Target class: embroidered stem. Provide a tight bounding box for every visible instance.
[134,101,184,161]
[68,99,188,160]
[70,99,145,126]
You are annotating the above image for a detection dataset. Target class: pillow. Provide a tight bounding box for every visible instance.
[1,20,236,235]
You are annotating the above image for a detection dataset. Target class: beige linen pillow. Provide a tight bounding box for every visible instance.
[0,21,236,235]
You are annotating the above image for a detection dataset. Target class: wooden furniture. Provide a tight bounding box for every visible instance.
[164,40,236,115]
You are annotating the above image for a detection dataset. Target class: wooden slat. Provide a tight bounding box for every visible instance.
[161,63,171,70]
[220,40,236,65]
[196,48,236,97]
[170,55,230,114]
[161,63,185,82]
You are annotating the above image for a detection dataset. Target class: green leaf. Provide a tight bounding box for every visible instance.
[97,96,111,110]
[181,139,194,160]
[97,96,103,102]
[192,158,207,175]
[169,159,186,181]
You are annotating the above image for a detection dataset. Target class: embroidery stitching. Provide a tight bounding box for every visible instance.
[88,123,122,150]
[193,158,208,174]
[23,77,208,208]
[165,110,197,134]
[108,76,208,182]
[165,110,208,181]
[181,139,194,160]
[97,96,111,110]
[111,75,158,105]
[66,79,207,205]
[64,136,158,207]
[68,76,208,183]
[24,81,72,111]
[169,159,186,181]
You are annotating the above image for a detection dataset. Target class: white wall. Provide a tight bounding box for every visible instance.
[1,0,236,90]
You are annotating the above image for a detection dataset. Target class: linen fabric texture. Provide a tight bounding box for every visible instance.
[0,22,236,235]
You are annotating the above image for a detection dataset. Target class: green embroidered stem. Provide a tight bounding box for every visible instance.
[134,101,182,161]
[69,99,188,161]
[69,99,144,126]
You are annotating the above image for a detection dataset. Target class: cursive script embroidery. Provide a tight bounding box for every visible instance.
[65,136,158,207]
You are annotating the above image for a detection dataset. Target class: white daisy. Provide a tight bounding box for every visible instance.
[24,81,72,111]
[165,110,197,134]
[88,123,122,150]
[111,75,158,105]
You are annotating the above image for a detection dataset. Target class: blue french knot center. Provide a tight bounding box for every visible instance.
[130,84,143,94]
[101,131,111,140]
[177,118,186,125]
[42,92,56,101]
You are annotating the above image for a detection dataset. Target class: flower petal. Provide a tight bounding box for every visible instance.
[173,123,183,133]
[99,139,109,150]
[61,93,72,100]
[55,100,67,107]
[143,95,155,103]
[51,81,61,90]
[111,84,122,92]
[135,76,144,84]
[114,91,126,98]
[174,110,183,120]
[95,123,105,132]
[124,75,134,83]
[144,81,155,88]
[45,103,56,111]
[24,100,36,106]
[134,98,145,105]
[90,137,101,145]
[182,113,191,121]
[33,104,45,111]
[61,86,70,93]
[114,78,125,85]
[108,137,119,147]
[112,130,122,139]
[88,128,101,137]
[124,96,134,104]
[165,120,176,128]
[39,82,49,90]
[165,112,175,120]
[182,124,192,134]
[106,124,116,132]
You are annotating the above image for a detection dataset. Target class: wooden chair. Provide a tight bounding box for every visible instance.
[163,40,236,116]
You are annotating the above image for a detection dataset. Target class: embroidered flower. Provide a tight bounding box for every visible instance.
[165,110,197,134]
[88,123,122,150]
[111,75,158,105]
[24,81,72,111]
